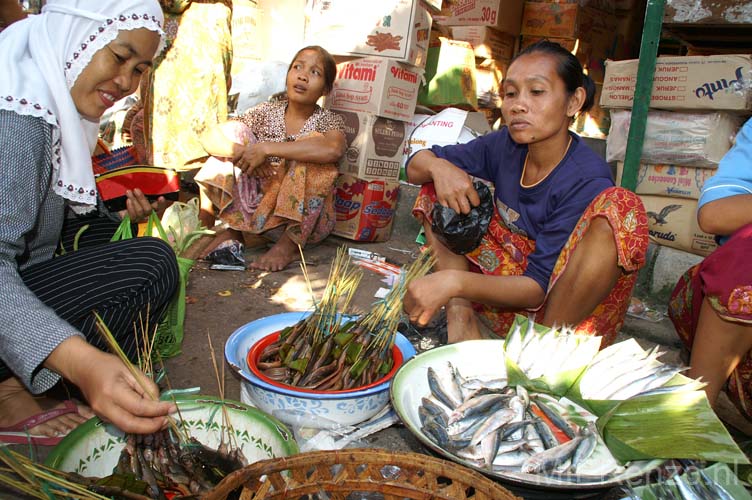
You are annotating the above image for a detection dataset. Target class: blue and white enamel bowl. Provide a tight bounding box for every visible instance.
[225,311,416,429]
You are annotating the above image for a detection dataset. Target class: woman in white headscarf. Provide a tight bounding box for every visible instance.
[0,0,178,444]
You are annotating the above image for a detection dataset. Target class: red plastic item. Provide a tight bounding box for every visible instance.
[247,331,403,394]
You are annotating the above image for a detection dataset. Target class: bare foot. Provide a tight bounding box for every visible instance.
[446,298,482,343]
[199,227,243,259]
[250,233,299,272]
[0,378,92,437]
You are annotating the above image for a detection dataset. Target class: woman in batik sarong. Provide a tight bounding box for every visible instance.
[196,45,346,271]
[669,117,752,417]
[404,40,648,346]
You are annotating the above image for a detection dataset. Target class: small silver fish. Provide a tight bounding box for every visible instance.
[521,436,584,474]
[569,424,597,472]
[480,430,499,468]
[448,393,508,425]
[470,407,516,445]
[492,449,532,469]
[427,367,463,409]
[422,415,450,449]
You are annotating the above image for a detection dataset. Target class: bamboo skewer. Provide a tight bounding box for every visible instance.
[258,246,436,390]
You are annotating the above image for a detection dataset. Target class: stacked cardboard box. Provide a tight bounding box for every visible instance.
[304,0,435,241]
[424,0,523,127]
[451,27,513,112]
[602,54,752,256]
[520,0,619,138]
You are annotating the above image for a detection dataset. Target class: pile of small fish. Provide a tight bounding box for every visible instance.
[419,362,623,483]
[113,429,247,498]
[577,339,698,401]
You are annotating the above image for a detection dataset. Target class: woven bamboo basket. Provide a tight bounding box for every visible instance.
[205,448,520,500]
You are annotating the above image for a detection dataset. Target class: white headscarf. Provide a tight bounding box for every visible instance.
[0,0,164,213]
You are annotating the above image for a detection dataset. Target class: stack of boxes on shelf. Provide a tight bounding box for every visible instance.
[429,0,524,127]
[304,0,437,241]
[520,0,621,138]
[601,54,752,256]
[424,0,643,136]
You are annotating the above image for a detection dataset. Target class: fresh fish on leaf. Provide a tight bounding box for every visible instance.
[570,423,598,472]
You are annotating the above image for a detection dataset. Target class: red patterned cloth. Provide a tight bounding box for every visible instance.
[669,223,752,417]
[414,185,648,346]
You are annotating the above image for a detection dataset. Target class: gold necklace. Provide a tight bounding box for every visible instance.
[520,136,573,188]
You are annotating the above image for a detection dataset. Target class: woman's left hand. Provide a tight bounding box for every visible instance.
[118,188,167,222]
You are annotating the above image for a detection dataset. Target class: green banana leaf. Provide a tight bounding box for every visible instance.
[597,391,750,464]
[504,315,601,397]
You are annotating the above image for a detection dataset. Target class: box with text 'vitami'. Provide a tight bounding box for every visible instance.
[325,57,423,122]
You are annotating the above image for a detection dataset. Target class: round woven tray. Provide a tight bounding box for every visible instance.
[205,448,520,500]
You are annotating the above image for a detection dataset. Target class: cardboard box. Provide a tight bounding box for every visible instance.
[641,195,717,256]
[520,4,617,82]
[326,57,422,122]
[521,2,615,40]
[600,55,752,111]
[331,110,407,182]
[450,26,516,61]
[617,163,716,199]
[333,174,400,242]
[434,0,524,36]
[418,37,478,109]
[423,0,444,12]
[304,0,432,68]
[606,109,742,168]
[613,8,643,60]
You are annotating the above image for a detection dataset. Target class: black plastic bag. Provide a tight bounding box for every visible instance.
[206,239,246,270]
[430,181,493,255]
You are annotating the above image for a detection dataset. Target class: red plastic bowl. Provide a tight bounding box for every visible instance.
[247,331,403,394]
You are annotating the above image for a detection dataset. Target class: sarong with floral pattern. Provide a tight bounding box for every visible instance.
[668,223,752,418]
[413,185,648,346]
[199,132,338,247]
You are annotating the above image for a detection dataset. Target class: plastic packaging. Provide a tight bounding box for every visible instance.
[206,239,246,270]
[430,180,493,254]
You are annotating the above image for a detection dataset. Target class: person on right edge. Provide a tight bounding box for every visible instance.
[403,40,649,347]
[669,116,752,418]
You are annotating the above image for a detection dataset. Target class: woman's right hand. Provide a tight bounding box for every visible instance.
[47,337,175,434]
[432,160,480,215]
[234,142,268,175]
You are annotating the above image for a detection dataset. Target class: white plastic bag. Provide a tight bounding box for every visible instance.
[157,198,212,256]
